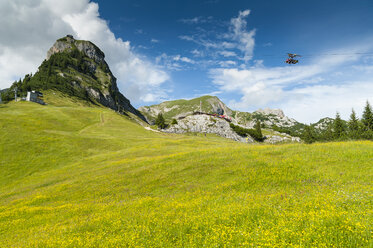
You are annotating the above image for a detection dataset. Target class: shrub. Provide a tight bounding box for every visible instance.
[230,123,264,142]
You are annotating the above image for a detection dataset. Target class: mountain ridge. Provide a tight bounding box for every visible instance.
[140,95,303,130]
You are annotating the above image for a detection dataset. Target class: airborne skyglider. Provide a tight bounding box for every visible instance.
[285,53,301,64]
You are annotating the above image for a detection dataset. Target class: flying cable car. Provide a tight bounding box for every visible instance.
[285,53,301,64]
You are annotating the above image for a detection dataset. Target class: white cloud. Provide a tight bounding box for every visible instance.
[219,51,237,57]
[210,47,373,123]
[218,60,237,67]
[180,17,200,24]
[173,55,195,64]
[179,16,213,24]
[151,38,159,43]
[179,35,194,41]
[0,0,169,103]
[191,49,204,57]
[281,81,373,123]
[156,53,195,70]
[179,9,255,63]
[229,9,255,61]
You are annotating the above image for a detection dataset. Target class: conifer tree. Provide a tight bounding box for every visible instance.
[362,101,373,131]
[254,120,263,141]
[348,109,360,139]
[320,123,334,141]
[155,113,166,129]
[302,125,315,144]
[333,112,345,139]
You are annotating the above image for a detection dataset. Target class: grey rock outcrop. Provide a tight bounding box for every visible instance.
[252,108,298,128]
[313,117,334,131]
[163,114,253,143]
[256,108,285,118]
[264,133,301,144]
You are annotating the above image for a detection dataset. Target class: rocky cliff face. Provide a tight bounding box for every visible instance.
[35,35,146,122]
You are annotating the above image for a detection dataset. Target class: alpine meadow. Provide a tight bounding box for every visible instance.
[0,93,372,247]
[1,0,373,247]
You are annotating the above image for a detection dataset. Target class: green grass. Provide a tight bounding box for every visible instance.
[0,94,372,247]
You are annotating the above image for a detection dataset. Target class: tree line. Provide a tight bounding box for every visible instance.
[302,101,373,143]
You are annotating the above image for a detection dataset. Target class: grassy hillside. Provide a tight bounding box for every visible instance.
[0,95,372,247]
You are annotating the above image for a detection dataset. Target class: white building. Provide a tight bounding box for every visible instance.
[26,91,45,105]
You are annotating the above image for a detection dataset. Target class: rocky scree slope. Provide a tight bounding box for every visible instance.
[18,35,146,122]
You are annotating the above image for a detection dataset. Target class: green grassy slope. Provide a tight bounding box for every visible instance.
[0,95,372,247]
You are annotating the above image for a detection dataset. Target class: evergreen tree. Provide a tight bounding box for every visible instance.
[155,113,166,129]
[254,120,263,141]
[348,109,360,139]
[319,123,334,141]
[171,119,178,125]
[302,125,315,144]
[333,112,345,139]
[362,101,373,131]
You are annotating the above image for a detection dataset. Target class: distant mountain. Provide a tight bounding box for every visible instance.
[139,95,232,123]
[140,95,304,130]
[139,95,307,142]
[311,117,334,131]
[6,35,146,122]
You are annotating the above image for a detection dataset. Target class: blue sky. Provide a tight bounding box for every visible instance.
[1,0,373,122]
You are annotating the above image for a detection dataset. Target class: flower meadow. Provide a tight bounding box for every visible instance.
[0,97,372,247]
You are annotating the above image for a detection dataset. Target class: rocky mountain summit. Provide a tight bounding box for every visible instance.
[15,35,146,122]
[47,35,105,63]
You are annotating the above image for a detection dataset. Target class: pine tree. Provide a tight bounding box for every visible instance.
[362,101,373,131]
[254,120,263,141]
[302,125,315,144]
[348,109,360,139]
[333,112,345,139]
[320,123,334,141]
[155,113,166,129]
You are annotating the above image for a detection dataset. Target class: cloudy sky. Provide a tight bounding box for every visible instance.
[1,0,373,123]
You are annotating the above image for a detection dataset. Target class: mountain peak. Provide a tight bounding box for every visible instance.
[16,36,147,122]
[255,108,285,118]
[47,35,105,64]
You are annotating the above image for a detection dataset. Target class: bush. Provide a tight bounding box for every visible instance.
[155,113,167,129]
[230,123,264,142]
